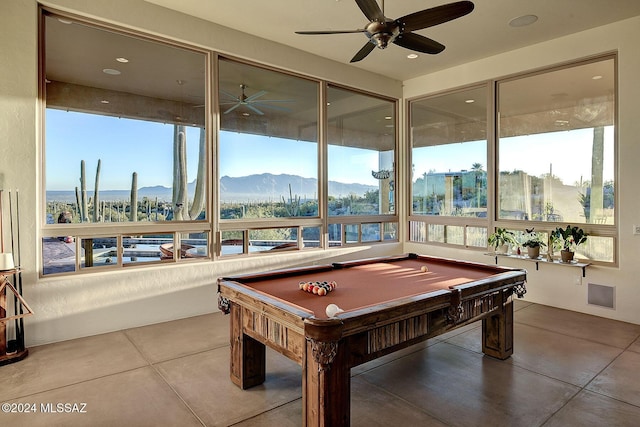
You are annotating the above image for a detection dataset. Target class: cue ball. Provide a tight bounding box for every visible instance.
[325,304,344,318]
[421,266,429,272]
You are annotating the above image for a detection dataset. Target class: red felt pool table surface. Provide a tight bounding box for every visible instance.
[217,253,527,427]
[243,258,501,319]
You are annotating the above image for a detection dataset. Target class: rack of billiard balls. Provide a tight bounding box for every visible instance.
[299,280,337,296]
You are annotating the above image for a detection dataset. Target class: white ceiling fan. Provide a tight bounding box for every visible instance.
[219,84,293,115]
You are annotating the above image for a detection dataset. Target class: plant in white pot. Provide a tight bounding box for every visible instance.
[521,230,546,259]
[551,225,587,262]
[488,228,517,254]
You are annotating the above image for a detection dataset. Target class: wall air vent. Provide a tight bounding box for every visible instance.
[587,283,615,309]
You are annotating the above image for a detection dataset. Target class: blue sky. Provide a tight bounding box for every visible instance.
[46,109,613,192]
[46,110,201,190]
[47,110,382,191]
[412,127,614,185]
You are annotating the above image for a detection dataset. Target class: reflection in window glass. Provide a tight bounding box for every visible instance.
[361,223,381,242]
[428,224,445,243]
[44,14,208,225]
[327,85,395,216]
[382,222,398,241]
[411,86,487,217]
[466,227,488,248]
[498,58,615,225]
[344,224,359,243]
[578,235,614,263]
[409,221,427,243]
[218,59,319,219]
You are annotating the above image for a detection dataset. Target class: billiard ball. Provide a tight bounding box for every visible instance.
[420,266,429,272]
[325,303,344,317]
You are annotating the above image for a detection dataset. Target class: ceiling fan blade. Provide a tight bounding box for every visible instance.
[350,42,376,63]
[355,0,385,22]
[219,89,241,101]
[250,100,295,105]
[244,90,267,102]
[399,1,474,32]
[245,103,265,116]
[223,103,242,114]
[296,29,366,35]
[252,102,292,113]
[393,32,445,54]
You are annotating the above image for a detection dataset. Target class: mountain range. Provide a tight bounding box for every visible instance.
[46,173,377,203]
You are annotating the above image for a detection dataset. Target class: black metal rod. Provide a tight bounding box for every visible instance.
[15,190,24,351]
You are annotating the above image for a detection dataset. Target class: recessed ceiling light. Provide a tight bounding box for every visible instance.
[385,116,392,120]
[465,99,475,104]
[116,57,129,63]
[242,112,250,116]
[509,14,538,28]
[100,100,109,104]
[102,68,121,75]
[592,75,603,80]
[407,53,419,59]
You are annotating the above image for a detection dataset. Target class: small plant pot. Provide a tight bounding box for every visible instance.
[560,250,575,263]
[495,244,509,254]
[527,246,540,259]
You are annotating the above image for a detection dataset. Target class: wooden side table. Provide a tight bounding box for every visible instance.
[0,268,32,365]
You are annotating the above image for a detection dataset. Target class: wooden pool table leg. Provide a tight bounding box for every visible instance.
[303,337,350,427]
[229,303,266,389]
[481,297,514,360]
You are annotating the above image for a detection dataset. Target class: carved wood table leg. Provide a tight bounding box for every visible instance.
[481,292,514,360]
[229,303,266,389]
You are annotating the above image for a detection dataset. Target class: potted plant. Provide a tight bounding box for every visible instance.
[551,225,587,262]
[488,228,517,254]
[521,230,546,259]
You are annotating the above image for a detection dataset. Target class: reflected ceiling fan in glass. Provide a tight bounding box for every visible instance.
[219,84,294,115]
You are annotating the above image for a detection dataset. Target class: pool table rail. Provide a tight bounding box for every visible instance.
[216,254,527,427]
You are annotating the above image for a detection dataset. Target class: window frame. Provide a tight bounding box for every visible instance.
[38,9,400,276]
[407,55,618,266]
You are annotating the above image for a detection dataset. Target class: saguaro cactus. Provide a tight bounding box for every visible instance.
[130,172,138,222]
[80,160,88,222]
[173,125,188,220]
[188,127,206,219]
[93,159,101,222]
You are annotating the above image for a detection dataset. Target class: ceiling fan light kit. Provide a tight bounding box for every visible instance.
[295,0,474,62]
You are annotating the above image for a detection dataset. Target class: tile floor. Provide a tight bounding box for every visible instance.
[2,300,640,426]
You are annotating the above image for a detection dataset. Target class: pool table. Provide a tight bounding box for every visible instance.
[217,253,527,427]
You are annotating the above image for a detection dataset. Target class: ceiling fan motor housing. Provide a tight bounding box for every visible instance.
[365,20,400,49]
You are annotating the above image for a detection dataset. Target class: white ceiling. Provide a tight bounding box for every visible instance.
[145,0,640,81]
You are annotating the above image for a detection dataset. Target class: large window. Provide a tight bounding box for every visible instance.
[218,58,319,220]
[409,56,617,263]
[409,85,489,247]
[496,57,616,263]
[327,85,398,245]
[498,58,615,225]
[41,12,209,275]
[217,59,322,255]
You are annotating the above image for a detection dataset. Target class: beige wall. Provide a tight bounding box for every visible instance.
[404,15,640,325]
[1,0,402,347]
[1,0,639,347]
